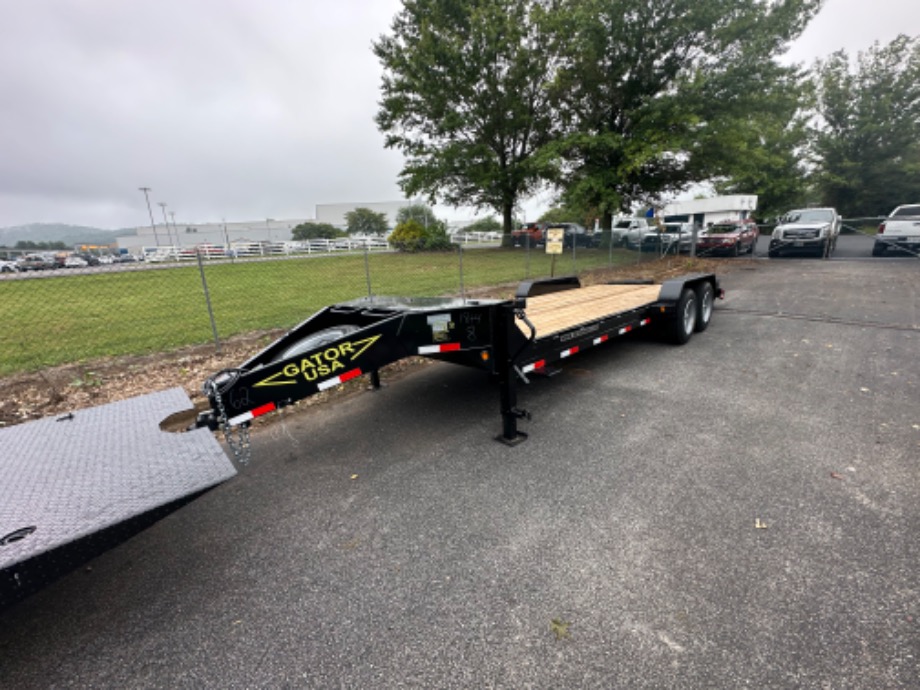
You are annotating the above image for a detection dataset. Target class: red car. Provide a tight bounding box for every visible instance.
[511,221,547,247]
[696,219,759,256]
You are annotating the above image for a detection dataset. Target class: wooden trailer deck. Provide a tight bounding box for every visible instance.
[518,283,662,338]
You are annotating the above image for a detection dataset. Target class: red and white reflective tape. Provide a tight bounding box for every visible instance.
[560,345,580,359]
[228,402,276,427]
[521,360,546,374]
[317,368,363,391]
[418,343,461,354]
[618,319,651,336]
[593,334,609,345]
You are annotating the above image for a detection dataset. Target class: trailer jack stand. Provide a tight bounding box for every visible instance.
[497,407,530,446]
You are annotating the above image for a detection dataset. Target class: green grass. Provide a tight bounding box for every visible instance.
[0,247,642,376]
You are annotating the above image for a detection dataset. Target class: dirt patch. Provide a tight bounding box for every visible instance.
[0,257,739,428]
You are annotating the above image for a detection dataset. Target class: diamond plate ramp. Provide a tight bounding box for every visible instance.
[0,388,236,608]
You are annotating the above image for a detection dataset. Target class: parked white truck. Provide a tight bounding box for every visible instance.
[769,207,841,258]
[873,204,920,257]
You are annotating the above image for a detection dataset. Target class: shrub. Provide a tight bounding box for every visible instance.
[389,219,452,252]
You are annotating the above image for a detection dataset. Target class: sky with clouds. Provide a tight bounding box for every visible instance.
[0,0,917,230]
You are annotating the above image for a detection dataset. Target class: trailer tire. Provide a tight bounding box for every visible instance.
[273,325,361,362]
[694,282,715,333]
[668,288,697,344]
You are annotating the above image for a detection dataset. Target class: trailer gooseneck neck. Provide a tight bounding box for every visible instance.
[198,273,722,451]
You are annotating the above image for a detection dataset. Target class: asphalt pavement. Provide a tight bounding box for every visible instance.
[1,257,918,688]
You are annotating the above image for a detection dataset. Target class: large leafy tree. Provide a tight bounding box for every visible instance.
[345,207,390,236]
[291,222,345,240]
[810,35,920,218]
[548,0,820,229]
[374,0,559,234]
[712,66,814,220]
[396,203,443,230]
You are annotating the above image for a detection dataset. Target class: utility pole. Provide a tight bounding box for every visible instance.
[139,187,160,246]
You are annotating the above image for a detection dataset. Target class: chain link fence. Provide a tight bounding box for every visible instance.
[0,236,667,379]
[4,215,912,381]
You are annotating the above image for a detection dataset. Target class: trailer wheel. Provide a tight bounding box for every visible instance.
[667,288,697,344]
[694,282,715,333]
[272,325,361,362]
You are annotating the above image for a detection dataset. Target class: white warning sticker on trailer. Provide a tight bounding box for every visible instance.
[427,313,453,341]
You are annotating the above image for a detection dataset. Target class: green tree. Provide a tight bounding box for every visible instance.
[463,216,502,233]
[388,218,453,252]
[396,203,443,230]
[345,207,390,236]
[15,240,69,250]
[374,0,559,235]
[712,67,814,220]
[548,0,820,229]
[291,222,346,241]
[539,204,599,228]
[810,35,920,218]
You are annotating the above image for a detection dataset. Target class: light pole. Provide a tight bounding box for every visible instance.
[139,187,160,246]
[169,211,180,246]
[158,202,173,251]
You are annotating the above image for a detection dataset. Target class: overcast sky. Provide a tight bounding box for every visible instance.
[1,0,917,230]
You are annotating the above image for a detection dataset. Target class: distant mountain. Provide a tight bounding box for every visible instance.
[0,223,135,248]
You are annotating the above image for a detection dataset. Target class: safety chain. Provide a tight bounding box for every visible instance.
[204,373,252,466]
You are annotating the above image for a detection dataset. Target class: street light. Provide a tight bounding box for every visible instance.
[158,202,173,250]
[139,187,160,246]
[169,211,180,246]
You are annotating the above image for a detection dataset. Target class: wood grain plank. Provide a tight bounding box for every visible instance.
[517,284,661,337]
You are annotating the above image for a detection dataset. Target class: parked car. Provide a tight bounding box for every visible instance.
[612,218,651,248]
[63,255,89,268]
[16,254,55,271]
[0,259,20,273]
[639,222,701,254]
[769,207,841,258]
[511,221,547,247]
[545,222,597,248]
[75,253,101,266]
[872,204,920,257]
[696,219,759,256]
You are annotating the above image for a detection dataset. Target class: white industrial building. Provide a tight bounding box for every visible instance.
[117,217,312,253]
[661,195,758,227]
[116,200,416,253]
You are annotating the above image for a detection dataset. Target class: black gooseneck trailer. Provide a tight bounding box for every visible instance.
[198,273,722,444]
[1,272,721,607]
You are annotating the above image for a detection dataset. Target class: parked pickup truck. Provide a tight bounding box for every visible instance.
[873,204,920,257]
[511,221,547,247]
[769,207,841,258]
[612,218,651,248]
